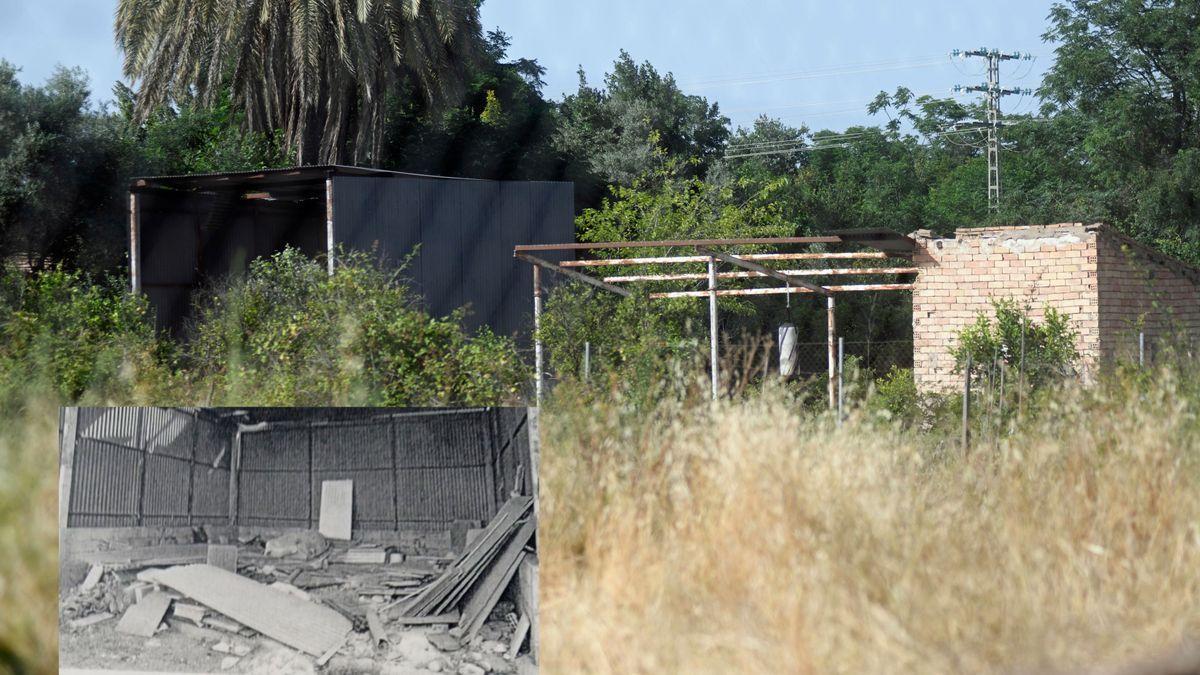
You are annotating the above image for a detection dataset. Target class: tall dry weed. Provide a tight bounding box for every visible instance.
[540,371,1200,673]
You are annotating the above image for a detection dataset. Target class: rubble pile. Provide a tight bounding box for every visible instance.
[59,496,538,674]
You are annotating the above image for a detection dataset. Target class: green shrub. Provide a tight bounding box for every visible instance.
[868,366,920,422]
[184,247,526,406]
[0,264,156,407]
[951,298,1078,386]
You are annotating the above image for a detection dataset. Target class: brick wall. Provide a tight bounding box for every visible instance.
[1096,228,1200,361]
[912,224,1102,392]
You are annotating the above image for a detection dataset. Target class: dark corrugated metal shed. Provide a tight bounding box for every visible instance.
[130,166,574,340]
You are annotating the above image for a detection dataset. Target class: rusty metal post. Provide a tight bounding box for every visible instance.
[708,256,719,400]
[533,265,543,405]
[827,295,836,410]
[129,192,141,292]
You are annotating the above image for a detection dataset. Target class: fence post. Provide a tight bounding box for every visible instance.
[827,296,836,411]
[837,337,844,424]
[1139,331,1145,367]
[1018,315,1026,416]
[962,354,972,454]
[533,265,543,405]
[583,341,591,382]
[708,256,720,401]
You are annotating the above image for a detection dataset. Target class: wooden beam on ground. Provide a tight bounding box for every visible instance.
[514,253,631,297]
[603,267,919,283]
[515,236,840,252]
[649,283,916,299]
[700,248,829,297]
[561,251,890,268]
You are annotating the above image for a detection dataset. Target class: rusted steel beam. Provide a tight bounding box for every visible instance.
[514,236,840,252]
[700,248,829,297]
[603,267,919,283]
[560,251,890,267]
[514,253,632,297]
[648,283,915,299]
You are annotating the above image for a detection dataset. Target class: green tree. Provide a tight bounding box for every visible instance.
[0,62,136,272]
[115,0,486,165]
[379,29,563,181]
[556,51,730,206]
[1040,0,1200,263]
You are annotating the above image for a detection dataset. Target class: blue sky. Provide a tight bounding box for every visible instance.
[0,0,1059,131]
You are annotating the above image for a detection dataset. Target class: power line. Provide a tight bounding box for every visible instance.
[952,48,1033,213]
[682,54,951,89]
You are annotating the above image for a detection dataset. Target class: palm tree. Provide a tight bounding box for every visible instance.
[115,0,484,165]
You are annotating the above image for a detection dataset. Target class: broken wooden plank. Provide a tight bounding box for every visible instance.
[116,591,172,637]
[398,496,533,617]
[81,544,208,566]
[366,609,388,649]
[144,564,351,657]
[335,548,387,564]
[171,602,206,626]
[68,612,114,629]
[79,564,104,591]
[318,480,353,540]
[506,613,531,659]
[206,544,238,572]
[390,610,461,626]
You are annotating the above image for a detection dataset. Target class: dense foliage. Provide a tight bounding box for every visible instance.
[185,248,526,406]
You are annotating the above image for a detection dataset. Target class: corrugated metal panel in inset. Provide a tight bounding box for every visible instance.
[143,454,191,519]
[394,466,491,523]
[195,419,229,467]
[241,428,309,470]
[192,465,230,520]
[69,437,141,526]
[141,408,194,459]
[393,411,488,468]
[77,407,141,448]
[239,470,309,524]
[312,423,389,470]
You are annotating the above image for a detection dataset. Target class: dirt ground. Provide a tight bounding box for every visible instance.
[60,610,537,674]
[60,618,226,672]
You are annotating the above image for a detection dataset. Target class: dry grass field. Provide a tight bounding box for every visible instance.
[539,371,1200,674]
[1,368,1198,674]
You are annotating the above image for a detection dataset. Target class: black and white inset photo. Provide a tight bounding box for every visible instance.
[58,407,539,675]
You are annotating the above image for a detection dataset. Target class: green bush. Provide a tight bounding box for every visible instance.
[952,298,1079,386]
[0,264,157,408]
[184,247,526,406]
[868,366,920,422]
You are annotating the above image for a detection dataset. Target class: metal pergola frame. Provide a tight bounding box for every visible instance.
[514,231,918,404]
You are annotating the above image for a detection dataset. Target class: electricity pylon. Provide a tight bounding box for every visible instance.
[952,48,1032,213]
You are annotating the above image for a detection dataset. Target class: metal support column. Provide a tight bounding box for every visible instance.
[533,265,543,405]
[708,256,719,400]
[129,192,141,292]
[325,177,335,275]
[827,295,836,410]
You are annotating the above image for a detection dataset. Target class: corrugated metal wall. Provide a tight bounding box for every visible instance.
[331,176,574,340]
[66,407,531,532]
[138,191,326,334]
[66,408,232,527]
[235,408,526,531]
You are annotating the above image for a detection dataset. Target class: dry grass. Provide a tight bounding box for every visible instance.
[1,367,1197,674]
[540,371,1200,674]
[0,398,59,675]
